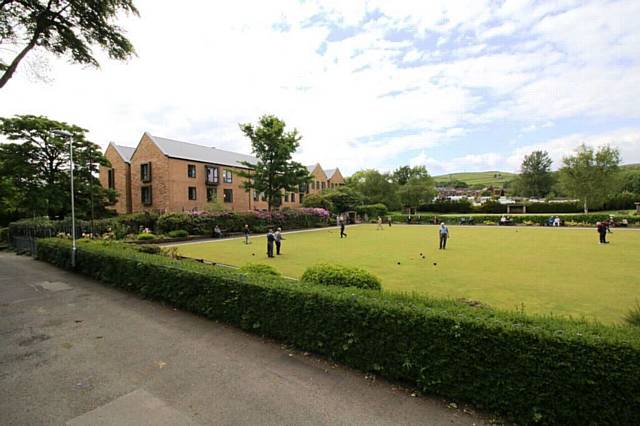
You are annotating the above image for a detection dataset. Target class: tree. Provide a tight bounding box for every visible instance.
[302,193,334,211]
[347,169,400,211]
[392,165,430,185]
[397,174,436,212]
[238,115,311,211]
[323,186,364,213]
[0,115,116,220]
[517,150,554,197]
[621,169,640,194]
[559,144,621,213]
[0,0,138,90]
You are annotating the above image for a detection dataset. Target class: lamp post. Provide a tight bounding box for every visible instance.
[52,129,76,268]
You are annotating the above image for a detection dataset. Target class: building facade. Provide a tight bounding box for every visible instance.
[100,132,344,214]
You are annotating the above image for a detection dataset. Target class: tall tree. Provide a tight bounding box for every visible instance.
[0,0,138,90]
[238,115,311,211]
[397,174,436,212]
[347,169,400,210]
[322,186,364,213]
[517,150,554,197]
[392,165,430,185]
[559,144,621,213]
[0,115,116,219]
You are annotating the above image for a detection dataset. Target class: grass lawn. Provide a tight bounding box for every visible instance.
[176,225,640,324]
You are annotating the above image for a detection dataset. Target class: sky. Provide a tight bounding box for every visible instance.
[1,0,639,176]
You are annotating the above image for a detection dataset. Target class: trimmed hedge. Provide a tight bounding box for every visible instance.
[238,263,281,277]
[301,263,382,290]
[391,213,640,226]
[355,204,388,219]
[167,229,189,238]
[36,239,640,425]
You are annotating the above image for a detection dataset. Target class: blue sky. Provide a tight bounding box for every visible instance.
[1,0,639,175]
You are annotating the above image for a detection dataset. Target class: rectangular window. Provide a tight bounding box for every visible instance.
[207,187,216,202]
[107,169,115,189]
[253,191,258,202]
[223,169,232,183]
[315,181,320,190]
[321,182,326,190]
[310,182,314,190]
[188,164,196,178]
[284,193,289,202]
[141,186,152,205]
[291,193,295,203]
[261,193,266,202]
[206,166,219,184]
[141,163,152,182]
[188,186,197,200]
[223,188,233,203]
[299,193,304,204]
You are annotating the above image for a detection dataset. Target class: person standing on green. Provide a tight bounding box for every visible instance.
[438,222,449,250]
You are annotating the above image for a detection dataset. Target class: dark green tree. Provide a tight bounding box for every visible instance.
[347,169,400,210]
[0,115,116,220]
[238,115,311,211]
[517,150,554,197]
[322,186,364,213]
[397,174,436,212]
[0,0,138,89]
[559,144,621,213]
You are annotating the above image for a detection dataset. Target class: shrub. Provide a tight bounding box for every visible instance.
[137,233,156,241]
[135,244,162,254]
[239,263,281,277]
[35,238,640,425]
[475,200,507,213]
[420,200,473,213]
[167,229,189,238]
[0,227,8,242]
[301,263,382,290]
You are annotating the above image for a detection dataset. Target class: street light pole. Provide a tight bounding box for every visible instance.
[52,130,76,268]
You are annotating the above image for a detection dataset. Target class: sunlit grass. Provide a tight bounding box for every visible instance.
[176,225,640,324]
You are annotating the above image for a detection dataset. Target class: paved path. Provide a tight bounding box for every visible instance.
[0,252,491,426]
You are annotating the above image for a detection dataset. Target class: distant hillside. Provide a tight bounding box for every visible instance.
[433,171,517,187]
[621,163,640,172]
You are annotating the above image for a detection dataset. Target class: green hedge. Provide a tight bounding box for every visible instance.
[301,263,382,290]
[391,213,640,226]
[167,229,189,238]
[36,239,640,425]
[355,203,388,218]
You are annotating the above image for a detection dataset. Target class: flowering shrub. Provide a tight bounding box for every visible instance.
[157,208,330,235]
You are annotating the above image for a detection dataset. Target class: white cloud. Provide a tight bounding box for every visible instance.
[0,0,638,176]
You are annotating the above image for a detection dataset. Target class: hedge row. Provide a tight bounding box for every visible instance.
[8,208,329,240]
[36,238,640,425]
[391,213,640,226]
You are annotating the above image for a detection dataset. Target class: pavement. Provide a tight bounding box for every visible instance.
[0,252,492,426]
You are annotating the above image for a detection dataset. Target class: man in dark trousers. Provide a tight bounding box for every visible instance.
[340,218,347,238]
[266,228,275,257]
[274,227,284,255]
[438,222,449,250]
[597,221,609,244]
[243,224,250,244]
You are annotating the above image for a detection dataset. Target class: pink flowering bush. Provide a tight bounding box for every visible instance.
[156,208,329,235]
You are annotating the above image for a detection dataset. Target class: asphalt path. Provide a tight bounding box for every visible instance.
[0,252,492,425]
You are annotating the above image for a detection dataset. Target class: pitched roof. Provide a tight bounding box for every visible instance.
[306,164,318,173]
[325,168,337,179]
[146,133,257,169]
[111,143,135,163]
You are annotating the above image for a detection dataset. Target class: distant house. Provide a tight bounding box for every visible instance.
[100,132,344,213]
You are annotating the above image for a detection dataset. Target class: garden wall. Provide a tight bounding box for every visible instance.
[36,239,640,425]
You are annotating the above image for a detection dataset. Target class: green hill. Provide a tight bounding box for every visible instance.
[434,171,517,187]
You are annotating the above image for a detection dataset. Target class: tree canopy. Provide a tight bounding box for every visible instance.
[0,115,116,222]
[516,150,554,197]
[238,115,310,211]
[0,0,138,89]
[347,169,400,211]
[559,144,621,213]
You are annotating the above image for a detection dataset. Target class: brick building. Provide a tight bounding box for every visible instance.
[100,133,344,214]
